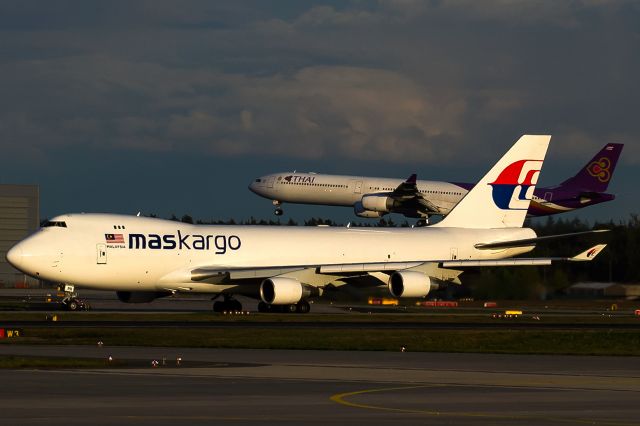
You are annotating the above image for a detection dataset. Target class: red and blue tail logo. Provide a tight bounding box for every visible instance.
[489,160,543,210]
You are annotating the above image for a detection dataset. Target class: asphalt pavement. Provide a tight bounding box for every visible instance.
[0,345,639,425]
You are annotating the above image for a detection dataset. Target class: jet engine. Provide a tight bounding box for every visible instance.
[260,277,318,305]
[361,195,398,213]
[354,202,385,218]
[116,291,172,303]
[388,271,432,298]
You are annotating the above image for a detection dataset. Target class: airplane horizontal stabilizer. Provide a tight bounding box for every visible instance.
[442,244,607,268]
[474,229,609,250]
[569,244,608,261]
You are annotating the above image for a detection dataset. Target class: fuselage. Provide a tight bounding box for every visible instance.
[249,172,614,217]
[7,213,535,293]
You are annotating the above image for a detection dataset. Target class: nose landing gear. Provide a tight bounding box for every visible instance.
[416,218,429,227]
[57,284,91,311]
[273,200,283,216]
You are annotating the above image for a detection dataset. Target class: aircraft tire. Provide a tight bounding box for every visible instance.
[213,301,224,312]
[67,300,79,311]
[231,300,242,312]
[296,300,310,314]
[286,304,297,313]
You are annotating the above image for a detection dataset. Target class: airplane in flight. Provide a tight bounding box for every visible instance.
[249,143,623,225]
[6,135,607,313]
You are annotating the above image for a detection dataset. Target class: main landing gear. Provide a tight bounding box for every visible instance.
[273,200,283,216]
[212,294,243,312]
[257,300,311,314]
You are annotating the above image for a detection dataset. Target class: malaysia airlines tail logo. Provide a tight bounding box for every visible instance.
[489,160,543,210]
[587,157,612,183]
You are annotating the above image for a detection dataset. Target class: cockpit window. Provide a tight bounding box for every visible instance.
[255,179,262,182]
[42,221,67,228]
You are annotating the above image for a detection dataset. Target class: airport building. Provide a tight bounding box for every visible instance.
[567,282,640,299]
[0,184,39,288]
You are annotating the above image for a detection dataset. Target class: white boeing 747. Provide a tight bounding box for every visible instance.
[6,135,606,313]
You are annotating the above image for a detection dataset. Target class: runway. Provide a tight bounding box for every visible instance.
[1,345,639,425]
[3,319,640,330]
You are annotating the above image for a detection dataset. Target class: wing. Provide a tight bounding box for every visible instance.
[389,174,440,215]
[182,244,606,291]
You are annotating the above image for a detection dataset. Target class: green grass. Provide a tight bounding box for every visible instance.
[1,310,639,324]
[3,327,640,356]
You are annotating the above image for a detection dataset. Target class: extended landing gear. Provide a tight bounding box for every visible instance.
[416,218,429,227]
[258,300,310,314]
[212,295,243,312]
[273,200,283,216]
[58,284,91,311]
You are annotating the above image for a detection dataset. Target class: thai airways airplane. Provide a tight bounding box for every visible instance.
[6,135,606,313]
[249,143,623,224]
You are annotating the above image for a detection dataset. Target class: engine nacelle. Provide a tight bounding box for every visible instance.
[388,271,432,298]
[361,195,397,213]
[354,202,385,218]
[116,291,171,303]
[260,277,318,305]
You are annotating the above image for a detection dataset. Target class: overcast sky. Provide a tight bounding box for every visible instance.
[1,0,637,224]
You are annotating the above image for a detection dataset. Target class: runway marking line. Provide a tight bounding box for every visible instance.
[330,384,637,425]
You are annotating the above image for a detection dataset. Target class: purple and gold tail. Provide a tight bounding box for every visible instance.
[558,143,623,192]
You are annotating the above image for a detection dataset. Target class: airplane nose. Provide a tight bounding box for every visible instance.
[6,245,23,269]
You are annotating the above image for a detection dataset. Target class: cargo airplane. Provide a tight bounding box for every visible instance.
[250,143,623,224]
[6,135,607,313]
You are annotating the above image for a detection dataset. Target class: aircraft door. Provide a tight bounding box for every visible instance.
[450,248,458,260]
[97,244,107,264]
[544,192,553,202]
[354,180,363,194]
[267,176,275,189]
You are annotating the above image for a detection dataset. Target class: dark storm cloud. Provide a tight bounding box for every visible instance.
[0,1,637,219]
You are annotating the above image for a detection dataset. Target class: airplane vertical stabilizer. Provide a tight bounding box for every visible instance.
[558,143,623,193]
[433,135,551,229]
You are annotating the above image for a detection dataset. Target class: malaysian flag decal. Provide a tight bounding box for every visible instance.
[105,234,124,244]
